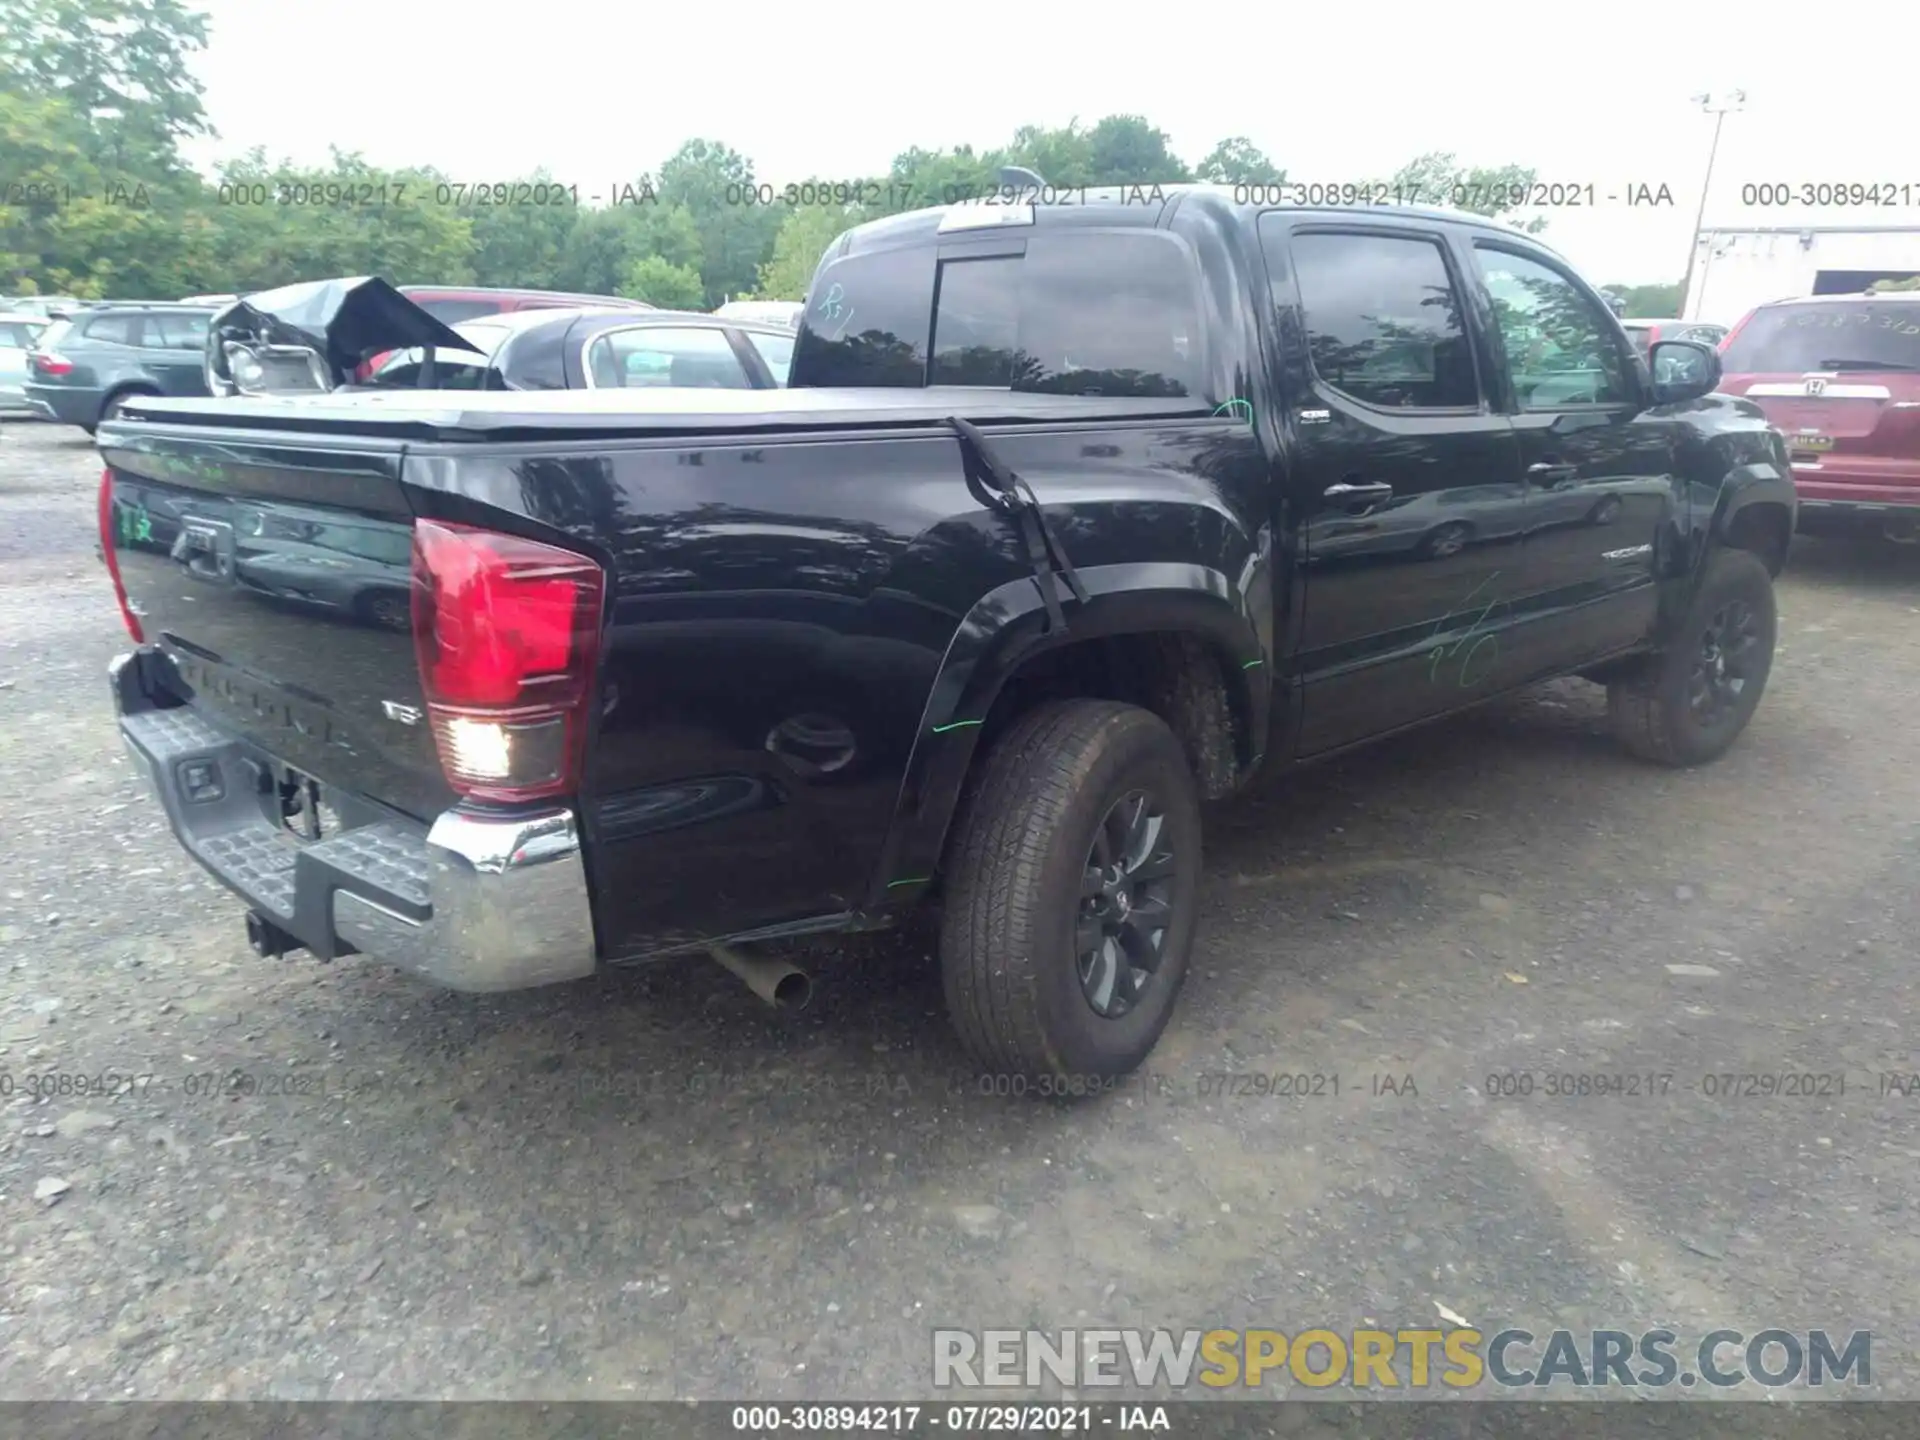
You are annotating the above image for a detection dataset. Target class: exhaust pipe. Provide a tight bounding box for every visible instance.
[709,944,812,1010]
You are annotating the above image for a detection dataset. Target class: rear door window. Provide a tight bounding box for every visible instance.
[82,313,141,346]
[1721,301,1920,373]
[147,312,211,349]
[1284,230,1481,410]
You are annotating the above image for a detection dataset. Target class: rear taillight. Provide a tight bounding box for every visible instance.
[409,519,605,803]
[97,469,145,642]
[30,351,72,376]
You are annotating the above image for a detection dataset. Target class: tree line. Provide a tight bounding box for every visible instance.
[1,0,1679,313]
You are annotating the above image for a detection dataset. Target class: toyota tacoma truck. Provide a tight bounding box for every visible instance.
[97,189,1796,1085]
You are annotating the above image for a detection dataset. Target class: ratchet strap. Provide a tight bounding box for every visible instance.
[947,416,1088,634]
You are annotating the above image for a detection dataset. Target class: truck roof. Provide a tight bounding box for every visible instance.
[835,184,1564,257]
[111,385,1219,441]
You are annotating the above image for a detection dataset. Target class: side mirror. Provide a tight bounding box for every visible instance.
[1649,339,1721,403]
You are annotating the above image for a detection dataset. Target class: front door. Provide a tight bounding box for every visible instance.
[1261,217,1528,756]
[1466,242,1678,675]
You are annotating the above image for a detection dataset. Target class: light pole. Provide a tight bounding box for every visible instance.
[1679,89,1746,319]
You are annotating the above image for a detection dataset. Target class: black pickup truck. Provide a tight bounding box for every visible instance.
[97,188,1795,1085]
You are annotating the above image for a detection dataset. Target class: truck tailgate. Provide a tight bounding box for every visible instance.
[100,428,453,822]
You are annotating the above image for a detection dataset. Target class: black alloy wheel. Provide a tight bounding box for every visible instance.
[1076,791,1177,1018]
[1687,598,1760,729]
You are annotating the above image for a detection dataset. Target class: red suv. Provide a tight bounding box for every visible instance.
[1717,292,1920,542]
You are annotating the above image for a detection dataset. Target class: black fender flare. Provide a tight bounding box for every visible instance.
[1705,460,1797,568]
[859,561,1268,911]
[1652,459,1796,643]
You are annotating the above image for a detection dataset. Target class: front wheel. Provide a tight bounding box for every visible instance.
[1608,548,1776,766]
[939,700,1202,1087]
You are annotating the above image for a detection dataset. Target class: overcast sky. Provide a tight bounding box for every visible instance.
[181,0,1916,289]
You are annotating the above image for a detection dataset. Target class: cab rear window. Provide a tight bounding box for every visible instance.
[1722,301,1920,373]
[791,230,1203,397]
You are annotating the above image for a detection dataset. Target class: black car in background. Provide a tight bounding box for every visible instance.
[363,306,797,390]
[24,303,217,432]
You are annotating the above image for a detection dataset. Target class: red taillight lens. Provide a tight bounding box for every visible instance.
[31,351,73,376]
[97,469,145,642]
[409,519,605,803]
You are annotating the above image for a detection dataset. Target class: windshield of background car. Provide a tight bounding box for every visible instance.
[1721,301,1920,373]
[792,230,1204,397]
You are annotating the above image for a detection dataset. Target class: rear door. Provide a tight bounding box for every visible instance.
[1719,298,1920,508]
[1467,240,1677,673]
[141,310,213,395]
[1261,216,1529,754]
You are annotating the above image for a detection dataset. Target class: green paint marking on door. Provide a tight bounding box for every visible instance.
[1242,658,1264,669]
[930,718,983,734]
[886,876,932,889]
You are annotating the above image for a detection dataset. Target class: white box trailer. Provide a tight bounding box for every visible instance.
[1684,226,1920,324]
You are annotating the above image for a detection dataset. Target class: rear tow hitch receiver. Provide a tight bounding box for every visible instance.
[246,910,305,960]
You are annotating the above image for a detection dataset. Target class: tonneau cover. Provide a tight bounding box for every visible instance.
[109,386,1219,441]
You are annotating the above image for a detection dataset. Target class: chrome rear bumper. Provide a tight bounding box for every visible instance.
[111,649,597,992]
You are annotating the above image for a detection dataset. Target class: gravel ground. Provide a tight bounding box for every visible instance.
[1,418,1917,1405]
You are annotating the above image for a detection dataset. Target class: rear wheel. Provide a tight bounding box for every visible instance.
[939,700,1201,1087]
[98,390,151,426]
[1422,522,1472,559]
[1608,548,1776,766]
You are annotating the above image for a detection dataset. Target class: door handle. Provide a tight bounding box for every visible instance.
[1323,480,1394,503]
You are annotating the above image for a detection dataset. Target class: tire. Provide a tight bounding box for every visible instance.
[98,390,150,426]
[939,699,1203,1087]
[1608,548,1776,766]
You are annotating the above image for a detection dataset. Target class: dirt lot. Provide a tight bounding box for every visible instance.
[1,419,1917,1404]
